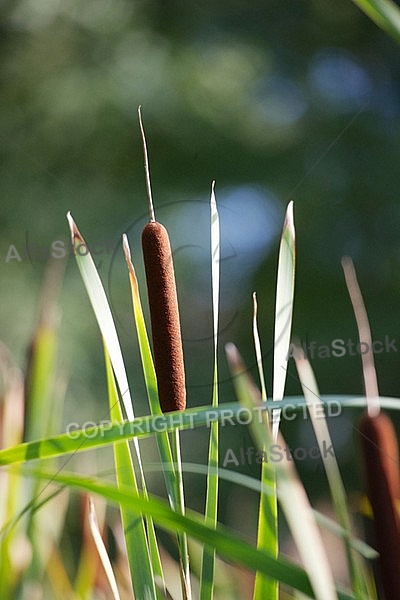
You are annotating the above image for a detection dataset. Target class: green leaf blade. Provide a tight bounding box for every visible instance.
[273,201,295,438]
[200,182,220,600]
[252,293,278,600]
[104,346,159,600]
[352,0,400,44]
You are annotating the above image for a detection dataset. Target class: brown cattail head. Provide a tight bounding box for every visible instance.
[142,220,186,412]
[359,411,400,597]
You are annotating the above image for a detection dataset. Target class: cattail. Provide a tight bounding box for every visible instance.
[138,107,186,413]
[342,257,400,598]
[358,411,400,596]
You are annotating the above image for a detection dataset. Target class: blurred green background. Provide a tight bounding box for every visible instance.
[1,0,400,546]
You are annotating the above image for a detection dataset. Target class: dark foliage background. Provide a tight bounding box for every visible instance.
[1,0,399,527]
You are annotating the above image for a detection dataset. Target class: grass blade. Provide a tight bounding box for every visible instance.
[104,344,159,599]
[171,429,192,599]
[46,544,75,599]
[23,260,65,586]
[16,454,378,565]
[272,201,295,439]
[1,396,400,470]
[351,0,400,44]
[24,258,64,442]
[294,350,375,599]
[74,494,106,597]
[252,293,267,402]
[20,466,342,599]
[88,497,121,600]
[200,181,220,600]
[0,345,25,598]
[252,293,278,600]
[226,343,338,600]
[66,213,134,425]
[341,257,379,414]
[66,215,150,523]
[67,214,161,597]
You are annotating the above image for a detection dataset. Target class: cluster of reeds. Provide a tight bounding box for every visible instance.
[0,103,400,599]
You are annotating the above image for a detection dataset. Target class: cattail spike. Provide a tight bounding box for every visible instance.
[138,106,155,222]
[358,411,400,596]
[142,221,186,412]
[137,109,186,412]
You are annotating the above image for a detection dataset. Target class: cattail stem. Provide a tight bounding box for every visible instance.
[138,106,155,222]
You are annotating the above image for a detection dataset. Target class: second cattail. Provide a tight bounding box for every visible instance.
[358,410,400,597]
[138,108,186,413]
[342,256,400,598]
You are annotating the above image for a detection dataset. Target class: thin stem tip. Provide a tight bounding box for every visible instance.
[137,106,155,222]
